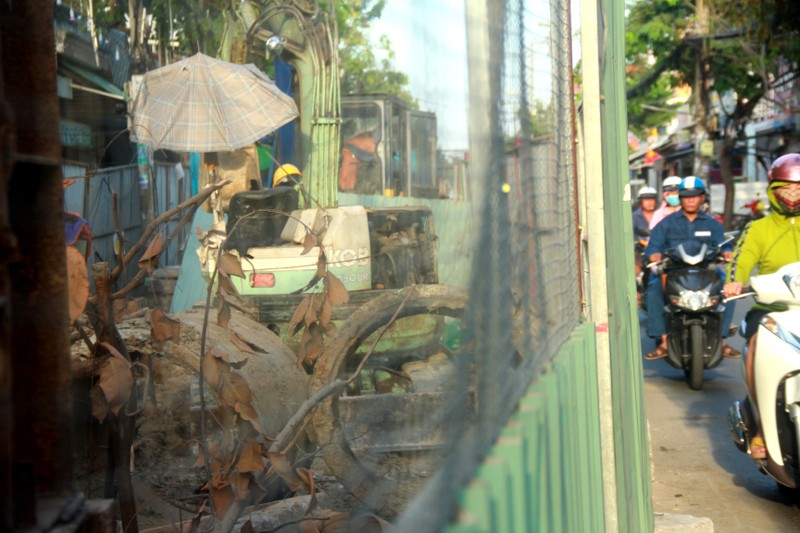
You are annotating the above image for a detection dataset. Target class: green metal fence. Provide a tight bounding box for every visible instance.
[446,323,604,533]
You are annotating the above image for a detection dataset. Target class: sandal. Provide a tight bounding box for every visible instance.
[722,344,741,358]
[645,345,669,361]
[749,435,766,460]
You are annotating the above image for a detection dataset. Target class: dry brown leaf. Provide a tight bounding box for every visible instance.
[90,384,108,422]
[316,251,327,278]
[209,349,234,363]
[237,441,265,473]
[234,401,265,436]
[266,451,304,491]
[324,273,349,305]
[297,467,318,512]
[230,333,266,354]
[66,246,89,323]
[217,271,240,297]
[299,323,324,369]
[217,299,231,328]
[137,232,163,271]
[95,342,133,420]
[302,233,319,255]
[319,299,333,327]
[219,252,245,278]
[230,333,256,354]
[230,471,252,501]
[194,442,222,469]
[289,296,314,336]
[149,308,181,341]
[211,485,235,518]
[202,356,265,435]
[189,504,206,532]
[303,294,322,327]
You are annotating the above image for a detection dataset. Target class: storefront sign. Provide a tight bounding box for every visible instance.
[60,120,93,149]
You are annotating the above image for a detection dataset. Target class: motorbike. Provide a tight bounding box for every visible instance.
[651,240,728,390]
[731,198,769,240]
[727,261,800,491]
[634,237,649,308]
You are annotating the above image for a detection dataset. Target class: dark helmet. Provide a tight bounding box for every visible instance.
[768,153,800,183]
[678,176,707,197]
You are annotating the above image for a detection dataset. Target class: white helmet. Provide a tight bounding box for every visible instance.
[662,176,682,191]
[637,186,658,199]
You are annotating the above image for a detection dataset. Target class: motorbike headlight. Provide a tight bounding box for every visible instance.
[674,290,712,311]
[761,316,800,353]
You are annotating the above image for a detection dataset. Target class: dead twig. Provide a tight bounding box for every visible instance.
[344,285,415,386]
[110,179,232,283]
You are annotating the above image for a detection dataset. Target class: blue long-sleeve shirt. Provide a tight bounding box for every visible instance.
[645,210,732,258]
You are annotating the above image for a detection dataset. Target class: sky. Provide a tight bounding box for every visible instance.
[370,0,582,151]
[371,0,470,151]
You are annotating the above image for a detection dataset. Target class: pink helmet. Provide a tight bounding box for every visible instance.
[768,153,800,183]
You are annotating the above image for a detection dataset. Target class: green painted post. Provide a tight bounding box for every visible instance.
[598,0,654,528]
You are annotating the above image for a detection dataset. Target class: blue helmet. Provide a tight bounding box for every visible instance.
[678,176,707,197]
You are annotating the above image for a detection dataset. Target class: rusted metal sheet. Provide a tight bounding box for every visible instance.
[1,0,76,526]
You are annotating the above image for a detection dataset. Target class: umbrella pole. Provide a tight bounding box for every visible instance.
[203,152,224,225]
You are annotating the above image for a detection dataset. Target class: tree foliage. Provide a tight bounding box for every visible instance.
[77,0,414,102]
[624,0,692,137]
[626,0,800,138]
[626,0,800,226]
[334,0,416,105]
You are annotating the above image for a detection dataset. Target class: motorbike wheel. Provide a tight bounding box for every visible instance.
[686,324,705,390]
[777,482,800,502]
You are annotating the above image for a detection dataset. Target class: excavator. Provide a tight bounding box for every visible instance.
[185,0,469,514]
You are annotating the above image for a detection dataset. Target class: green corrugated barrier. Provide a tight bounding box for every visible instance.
[446,323,605,532]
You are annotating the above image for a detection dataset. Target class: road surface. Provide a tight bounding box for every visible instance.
[641,304,800,532]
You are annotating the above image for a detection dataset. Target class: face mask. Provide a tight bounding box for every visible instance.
[666,195,680,207]
[773,185,800,216]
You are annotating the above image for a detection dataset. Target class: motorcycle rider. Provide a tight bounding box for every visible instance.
[649,175,683,230]
[633,187,658,306]
[644,176,735,360]
[723,153,800,459]
[633,186,658,241]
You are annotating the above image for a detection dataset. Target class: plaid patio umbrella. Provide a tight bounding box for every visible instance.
[130,53,298,153]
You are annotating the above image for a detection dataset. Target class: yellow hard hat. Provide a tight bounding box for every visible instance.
[273,164,302,186]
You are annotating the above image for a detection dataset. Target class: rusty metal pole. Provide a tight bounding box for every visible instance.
[0,26,14,533]
[0,0,77,527]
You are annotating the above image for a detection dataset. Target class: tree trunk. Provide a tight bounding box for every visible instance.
[92,263,138,533]
[719,137,737,229]
[693,0,711,177]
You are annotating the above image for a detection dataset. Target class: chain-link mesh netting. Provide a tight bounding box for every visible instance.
[386,0,582,530]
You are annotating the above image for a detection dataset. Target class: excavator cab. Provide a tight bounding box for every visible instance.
[340,94,438,198]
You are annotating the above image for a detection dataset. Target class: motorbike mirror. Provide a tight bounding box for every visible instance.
[720,232,738,247]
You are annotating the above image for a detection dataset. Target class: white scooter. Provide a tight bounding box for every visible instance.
[728,261,800,490]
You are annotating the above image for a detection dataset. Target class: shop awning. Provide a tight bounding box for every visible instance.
[60,57,125,100]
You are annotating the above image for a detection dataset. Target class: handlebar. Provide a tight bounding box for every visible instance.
[723,290,755,303]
